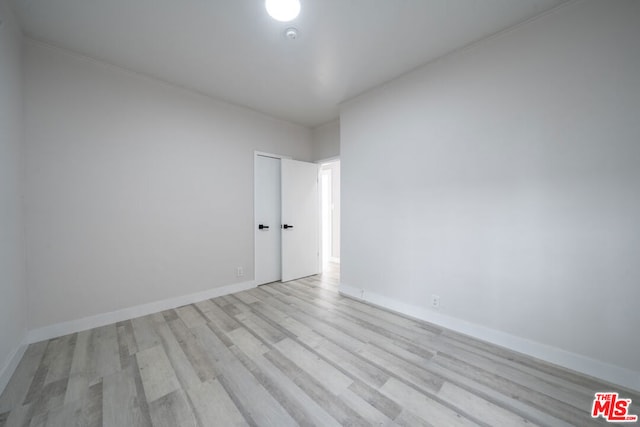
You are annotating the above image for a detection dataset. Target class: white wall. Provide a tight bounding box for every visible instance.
[341,0,640,388]
[24,40,312,330]
[311,119,340,161]
[0,0,28,391]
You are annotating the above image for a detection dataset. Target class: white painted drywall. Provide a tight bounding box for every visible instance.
[24,40,312,330]
[341,0,640,379]
[0,0,28,390]
[311,119,340,161]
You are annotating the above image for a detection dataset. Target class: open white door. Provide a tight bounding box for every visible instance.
[281,159,319,282]
[255,155,281,285]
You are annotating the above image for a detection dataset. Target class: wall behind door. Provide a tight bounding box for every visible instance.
[312,120,340,161]
[24,41,312,330]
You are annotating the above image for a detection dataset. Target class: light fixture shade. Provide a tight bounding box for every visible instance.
[265,0,300,22]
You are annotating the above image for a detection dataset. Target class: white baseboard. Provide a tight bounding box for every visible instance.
[27,280,256,344]
[0,338,28,396]
[340,283,640,393]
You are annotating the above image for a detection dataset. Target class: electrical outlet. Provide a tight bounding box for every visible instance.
[431,294,440,309]
[236,267,244,277]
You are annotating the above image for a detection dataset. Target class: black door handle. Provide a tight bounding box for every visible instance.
[258,224,269,230]
[283,224,294,229]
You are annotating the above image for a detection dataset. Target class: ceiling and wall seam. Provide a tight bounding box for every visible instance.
[12,0,571,127]
[339,0,580,110]
[22,36,315,130]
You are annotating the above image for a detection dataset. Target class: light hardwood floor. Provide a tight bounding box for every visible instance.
[0,264,636,426]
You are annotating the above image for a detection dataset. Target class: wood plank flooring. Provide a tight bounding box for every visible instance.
[1,264,637,426]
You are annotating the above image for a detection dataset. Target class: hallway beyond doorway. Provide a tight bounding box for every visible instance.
[320,160,340,270]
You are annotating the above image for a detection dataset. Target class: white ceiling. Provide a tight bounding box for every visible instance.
[10,0,568,127]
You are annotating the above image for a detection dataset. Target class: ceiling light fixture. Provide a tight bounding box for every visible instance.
[265,0,300,22]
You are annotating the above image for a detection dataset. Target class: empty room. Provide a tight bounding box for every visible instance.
[1,0,639,425]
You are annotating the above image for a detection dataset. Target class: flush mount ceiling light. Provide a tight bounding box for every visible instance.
[265,0,300,22]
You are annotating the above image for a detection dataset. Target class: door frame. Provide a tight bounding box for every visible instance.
[316,156,340,272]
[253,151,291,285]
[319,168,332,269]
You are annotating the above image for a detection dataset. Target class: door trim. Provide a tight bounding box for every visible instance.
[319,168,332,270]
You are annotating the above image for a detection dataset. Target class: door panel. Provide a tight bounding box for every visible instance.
[281,159,319,282]
[255,156,281,285]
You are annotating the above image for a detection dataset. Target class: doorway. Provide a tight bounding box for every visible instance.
[254,153,320,285]
[320,160,340,271]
